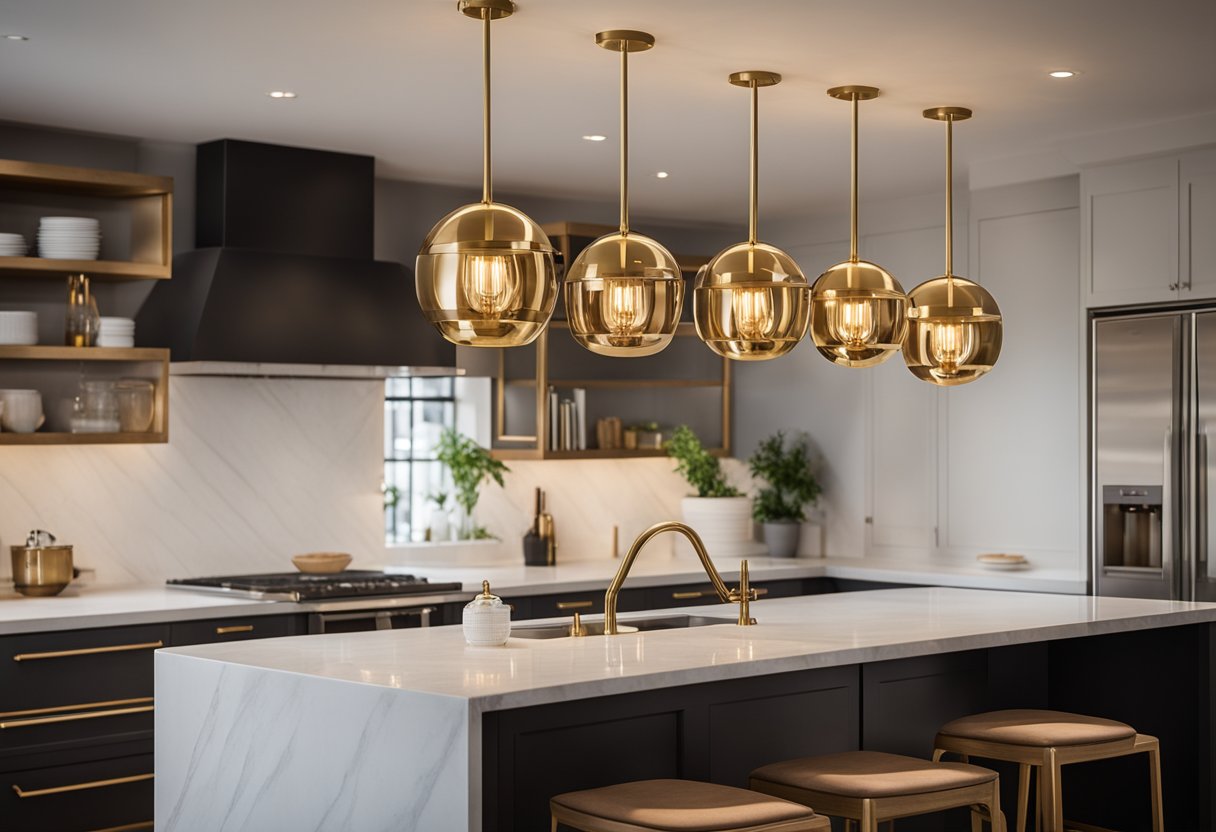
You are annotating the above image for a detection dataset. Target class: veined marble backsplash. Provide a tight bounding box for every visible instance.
[0,377,384,585]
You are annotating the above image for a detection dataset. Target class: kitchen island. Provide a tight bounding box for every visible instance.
[154,588,1216,831]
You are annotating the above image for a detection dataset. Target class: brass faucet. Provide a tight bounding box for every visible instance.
[604,521,758,635]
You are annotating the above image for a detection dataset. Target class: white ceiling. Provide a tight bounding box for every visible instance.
[1,0,1214,224]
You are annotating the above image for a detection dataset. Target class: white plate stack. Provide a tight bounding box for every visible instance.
[38,217,101,260]
[97,317,135,348]
[0,232,27,257]
[0,311,38,345]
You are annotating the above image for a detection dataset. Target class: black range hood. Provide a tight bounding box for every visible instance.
[137,139,454,377]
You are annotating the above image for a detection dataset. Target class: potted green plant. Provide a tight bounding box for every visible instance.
[427,491,451,541]
[748,431,822,557]
[666,425,752,557]
[436,429,509,540]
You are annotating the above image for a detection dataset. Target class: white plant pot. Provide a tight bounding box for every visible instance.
[385,538,510,567]
[676,496,763,561]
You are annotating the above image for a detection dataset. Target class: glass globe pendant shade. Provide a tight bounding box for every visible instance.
[417,202,557,347]
[695,242,809,360]
[565,231,684,356]
[809,259,908,367]
[903,276,1002,385]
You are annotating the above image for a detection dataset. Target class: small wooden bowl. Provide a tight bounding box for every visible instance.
[291,552,353,574]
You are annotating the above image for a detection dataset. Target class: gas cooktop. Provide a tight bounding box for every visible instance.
[166,571,464,602]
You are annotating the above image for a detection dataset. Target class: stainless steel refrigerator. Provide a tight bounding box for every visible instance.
[1093,308,1216,601]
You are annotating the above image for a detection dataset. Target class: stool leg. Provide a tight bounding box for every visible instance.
[1040,749,1064,832]
[1016,763,1030,832]
[861,798,878,832]
[992,778,1004,832]
[972,811,983,832]
[1147,740,1164,832]
[550,819,558,832]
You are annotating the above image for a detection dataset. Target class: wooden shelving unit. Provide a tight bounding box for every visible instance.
[0,159,174,445]
[465,222,731,462]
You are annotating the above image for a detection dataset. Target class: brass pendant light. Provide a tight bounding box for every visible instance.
[695,71,810,361]
[416,0,557,348]
[565,30,683,357]
[809,86,909,368]
[903,107,1002,386]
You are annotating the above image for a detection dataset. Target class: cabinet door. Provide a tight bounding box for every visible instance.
[169,614,300,647]
[1083,157,1179,307]
[1,752,154,832]
[1181,148,1216,300]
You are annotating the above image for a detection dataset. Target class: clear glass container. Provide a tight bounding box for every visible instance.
[694,242,810,361]
[564,232,684,357]
[809,259,909,367]
[462,580,512,646]
[902,276,1003,386]
[115,378,155,432]
[416,202,557,347]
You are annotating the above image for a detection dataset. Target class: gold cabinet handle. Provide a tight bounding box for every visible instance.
[555,600,593,610]
[0,696,152,721]
[215,625,254,635]
[1,704,153,730]
[671,590,706,600]
[12,772,153,798]
[12,640,163,662]
[754,587,769,597]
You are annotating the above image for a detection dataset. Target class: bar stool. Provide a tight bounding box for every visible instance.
[749,750,1004,832]
[550,778,830,832]
[932,709,1163,832]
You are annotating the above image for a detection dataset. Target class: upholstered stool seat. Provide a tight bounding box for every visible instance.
[937,709,1137,747]
[749,750,1004,832]
[550,778,830,832]
[932,709,1162,832]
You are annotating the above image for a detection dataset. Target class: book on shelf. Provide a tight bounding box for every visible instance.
[548,387,588,451]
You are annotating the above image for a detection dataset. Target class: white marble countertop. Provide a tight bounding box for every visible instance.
[159,587,1216,712]
[0,556,1088,635]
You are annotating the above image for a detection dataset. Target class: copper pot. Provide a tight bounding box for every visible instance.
[11,533,73,597]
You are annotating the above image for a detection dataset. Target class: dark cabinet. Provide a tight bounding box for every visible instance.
[645,577,829,610]
[512,588,648,621]
[1,751,154,832]
[169,614,303,646]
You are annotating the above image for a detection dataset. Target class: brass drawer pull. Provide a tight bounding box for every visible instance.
[754,587,769,597]
[555,600,593,610]
[12,772,153,798]
[12,641,163,662]
[0,696,152,720]
[87,822,154,832]
[215,625,254,635]
[672,591,706,600]
[1,704,153,730]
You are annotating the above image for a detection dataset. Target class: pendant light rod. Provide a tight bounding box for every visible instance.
[827,86,880,263]
[460,0,515,202]
[620,44,629,234]
[729,72,780,246]
[923,106,973,293]
[482,12,492,204]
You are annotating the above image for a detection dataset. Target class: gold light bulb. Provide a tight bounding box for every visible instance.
[929,320,978,377]
[828,298,877,348]
[603,278,647,343]
[731,286,776,341]
[461,253,517,316]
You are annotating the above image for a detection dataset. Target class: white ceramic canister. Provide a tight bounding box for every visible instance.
[462,580,512,646]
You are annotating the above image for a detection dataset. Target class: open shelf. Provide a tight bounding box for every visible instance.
[491,446,726,461]
[0,431,167,446]
[0,256,169,281]
[0,159,173,197]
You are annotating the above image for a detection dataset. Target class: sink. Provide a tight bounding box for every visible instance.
[511,614,735,640]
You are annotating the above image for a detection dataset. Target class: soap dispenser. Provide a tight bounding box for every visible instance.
[462,580,512,646]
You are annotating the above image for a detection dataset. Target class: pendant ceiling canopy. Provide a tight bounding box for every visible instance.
[809,86,909,368]
[695,71,810,362]
[415,0,557,348]
[903,107,1003,386]
[564,30,684,358]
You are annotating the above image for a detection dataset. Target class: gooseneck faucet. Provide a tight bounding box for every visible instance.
[604,521,758,635]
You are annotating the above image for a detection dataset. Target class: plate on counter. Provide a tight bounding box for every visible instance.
[977,553,1029,571]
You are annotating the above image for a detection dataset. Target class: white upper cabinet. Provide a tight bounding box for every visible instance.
[1083,156,1179,307]
[1182,148,1216,300]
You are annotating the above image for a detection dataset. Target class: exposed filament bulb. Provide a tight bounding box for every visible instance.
[732,287,775,341]
[462,254,517,316]
[929,321,978,376]
[828,298,878,349]
[603,279,647,339]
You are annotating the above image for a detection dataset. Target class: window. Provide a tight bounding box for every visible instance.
[384,377,456,544]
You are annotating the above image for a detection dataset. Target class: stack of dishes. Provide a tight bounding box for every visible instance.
[97,317,135,348]
[38,217,101,260]
[0,232,27,256]
[0,311,37,345]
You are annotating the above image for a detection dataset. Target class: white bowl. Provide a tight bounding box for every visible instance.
[0,311,37,345]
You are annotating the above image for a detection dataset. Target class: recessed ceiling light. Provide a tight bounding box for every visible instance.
[582,134,606,142]
[267,90,297,99]
[3,34,29,41]
[656,171,669,179]
[1048,70,1077,79]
